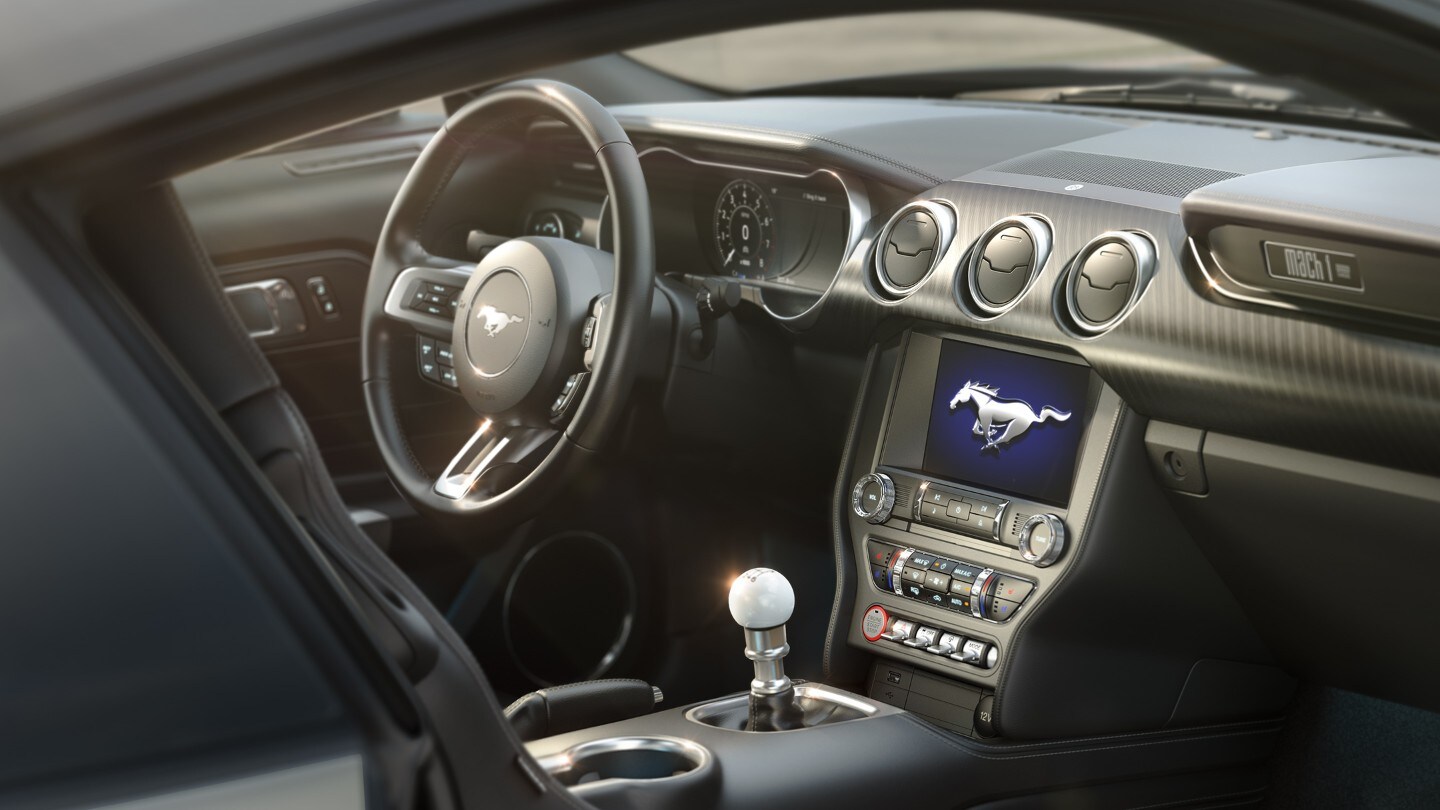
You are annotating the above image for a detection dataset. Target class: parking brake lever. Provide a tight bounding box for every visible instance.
[728,568,806,731]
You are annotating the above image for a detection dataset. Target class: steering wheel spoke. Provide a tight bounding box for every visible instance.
[382,264,476,338]
[434,420,558,500]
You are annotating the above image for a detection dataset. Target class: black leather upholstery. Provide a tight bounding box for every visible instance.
[85,182,589,810]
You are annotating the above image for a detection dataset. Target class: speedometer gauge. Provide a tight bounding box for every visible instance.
[713,179,777,278]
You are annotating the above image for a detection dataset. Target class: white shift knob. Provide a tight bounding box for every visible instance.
[728,568,795,629]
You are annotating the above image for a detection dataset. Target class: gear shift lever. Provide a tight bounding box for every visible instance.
[728,568,806,731]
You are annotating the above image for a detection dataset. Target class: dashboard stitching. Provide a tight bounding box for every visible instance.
[992,401,1129,726]
[896,712,1277,761]
[624,117,943,185]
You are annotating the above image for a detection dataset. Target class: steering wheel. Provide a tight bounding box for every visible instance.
[361,80,652,526]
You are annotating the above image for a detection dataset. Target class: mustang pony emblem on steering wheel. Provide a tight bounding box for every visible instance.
[950,381,1071,451]
[475,304,524,337]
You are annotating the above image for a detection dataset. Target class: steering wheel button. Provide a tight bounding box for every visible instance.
[436,342,454,367]
[440,368,459,388]
[419,359,441,382]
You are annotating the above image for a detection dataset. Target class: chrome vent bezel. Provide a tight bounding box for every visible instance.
[960,214,1053,318]
[872,199,956,300]
[1059,230,1158,336]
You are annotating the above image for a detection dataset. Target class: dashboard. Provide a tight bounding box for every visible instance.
[566,97,1440,734]
[181,92,1440,736]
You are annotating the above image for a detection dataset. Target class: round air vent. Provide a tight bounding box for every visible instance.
[873,200,955,298]
[1062,231,1157,334]
[963,215,1052,316]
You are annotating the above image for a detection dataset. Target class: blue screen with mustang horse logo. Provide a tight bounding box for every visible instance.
[922,340,1091,506]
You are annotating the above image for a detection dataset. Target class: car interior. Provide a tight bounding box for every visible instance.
[8,3,1440,809]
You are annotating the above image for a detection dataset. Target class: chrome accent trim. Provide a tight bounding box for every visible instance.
[1062,230,1158,335]
[851,472,895,524]
[433,420,507,500]
[634,145,869,326]
[1019,513,1067,567]
[971,568,996,620]
[1187,236,1309,314]
[652,685,665,705]
[890,547,913,597]
[381,264,475,337]
[533,735,711,786]
[873,199,957,299]
[962,214,1054,317]
[743,625,793,696]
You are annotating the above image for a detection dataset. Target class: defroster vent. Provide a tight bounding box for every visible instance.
[990,150,1240,197]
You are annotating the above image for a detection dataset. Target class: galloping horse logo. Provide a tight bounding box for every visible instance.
[950,381,1071,452]
[475,304,524,337]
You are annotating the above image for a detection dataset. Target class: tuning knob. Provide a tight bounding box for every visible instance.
[851,473,896,524]
[1018,514,1066,567]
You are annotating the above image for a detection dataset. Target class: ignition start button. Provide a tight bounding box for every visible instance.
[862,604,890,642]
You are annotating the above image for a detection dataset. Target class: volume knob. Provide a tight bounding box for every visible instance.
[851,473,896,524]
[1019,514,1066,567]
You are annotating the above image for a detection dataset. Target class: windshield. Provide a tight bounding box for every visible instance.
[627,11,1231,93]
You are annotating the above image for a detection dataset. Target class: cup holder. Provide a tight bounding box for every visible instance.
[536,736,711,787]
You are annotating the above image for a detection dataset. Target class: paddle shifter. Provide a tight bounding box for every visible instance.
[728,568,806,731]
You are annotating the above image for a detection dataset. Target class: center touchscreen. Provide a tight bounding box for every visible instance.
[921,340,1091,506]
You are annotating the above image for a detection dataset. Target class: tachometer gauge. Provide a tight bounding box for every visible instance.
[713,179,777,278]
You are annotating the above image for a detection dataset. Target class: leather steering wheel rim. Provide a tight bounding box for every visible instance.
[361,79,653,525]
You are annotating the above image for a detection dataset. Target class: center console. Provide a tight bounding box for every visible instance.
[842,331,1123,734]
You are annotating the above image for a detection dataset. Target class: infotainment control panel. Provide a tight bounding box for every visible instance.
[844,331,1119,689]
